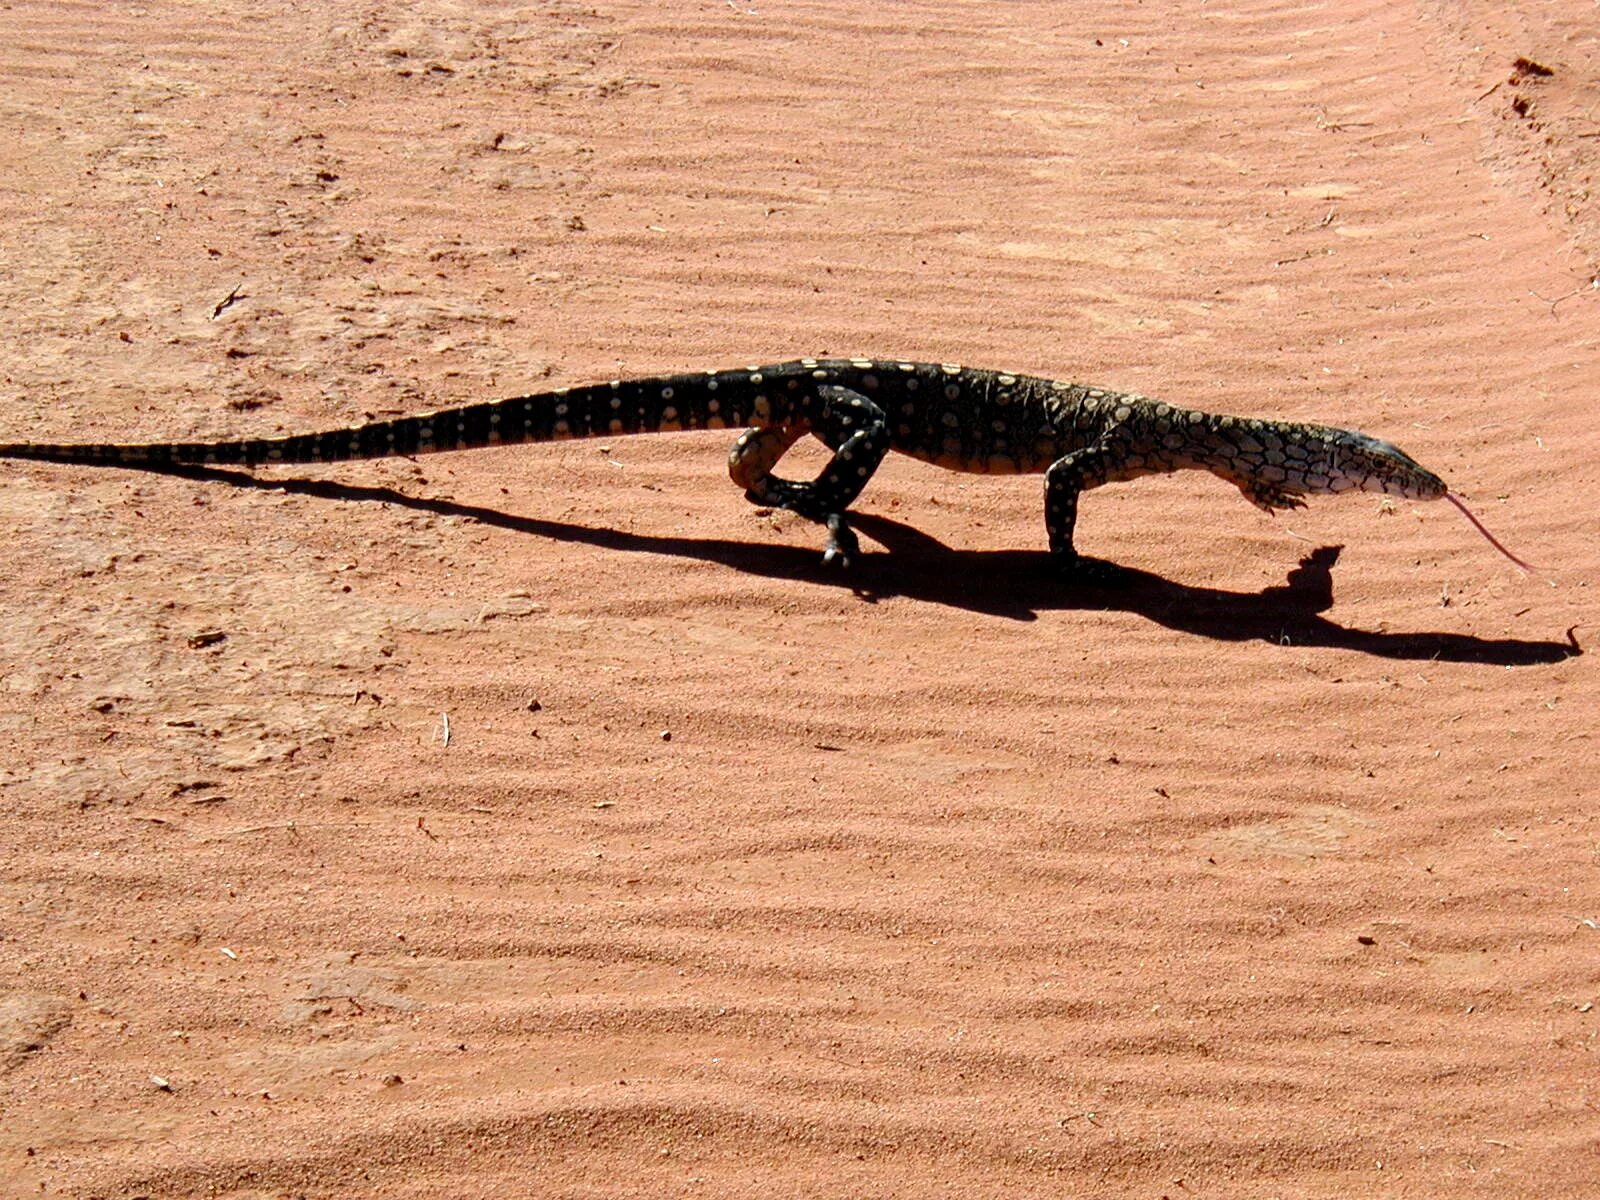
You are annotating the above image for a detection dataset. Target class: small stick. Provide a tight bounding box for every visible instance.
[439,711,451,747]
[1529,284,1590,314]
[221,821,299,836]
[210,281,246,319]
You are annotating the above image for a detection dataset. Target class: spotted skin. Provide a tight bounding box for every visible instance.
[0,358,1448,571]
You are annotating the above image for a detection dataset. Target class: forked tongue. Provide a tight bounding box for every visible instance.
[1444,492,1539,573]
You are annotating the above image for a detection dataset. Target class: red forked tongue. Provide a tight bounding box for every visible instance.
[1444,492,1539,573]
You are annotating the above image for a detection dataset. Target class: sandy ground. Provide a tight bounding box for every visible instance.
[0,1,1596,1196]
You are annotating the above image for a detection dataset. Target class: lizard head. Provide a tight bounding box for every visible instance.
[1325,429,1447,500]
[1327,428,1537,571]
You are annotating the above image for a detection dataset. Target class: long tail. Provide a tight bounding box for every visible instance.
[0,366,784,469]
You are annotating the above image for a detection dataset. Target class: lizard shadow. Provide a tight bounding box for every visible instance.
[159,464,1578,666]
[848,514,1578,664]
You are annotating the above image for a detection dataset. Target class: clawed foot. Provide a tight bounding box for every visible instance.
[747,486,860,569]
[821,513,860,569]
[1240,480,1308,513]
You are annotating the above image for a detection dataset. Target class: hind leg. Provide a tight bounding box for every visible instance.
[726,385,891,567]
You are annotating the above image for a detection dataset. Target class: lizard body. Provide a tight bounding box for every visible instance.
[0,357,1455,570]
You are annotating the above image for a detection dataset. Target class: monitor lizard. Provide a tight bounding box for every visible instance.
[0,356,1528,573]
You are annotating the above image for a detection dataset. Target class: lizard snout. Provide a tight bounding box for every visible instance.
[1339,432,1447,500]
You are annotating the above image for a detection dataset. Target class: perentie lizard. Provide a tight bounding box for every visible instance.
[0,357,1526,572]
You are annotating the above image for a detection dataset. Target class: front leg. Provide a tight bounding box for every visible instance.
[1237,478,1308,513]
[1044,440,1131,576]
[727,385,891,568]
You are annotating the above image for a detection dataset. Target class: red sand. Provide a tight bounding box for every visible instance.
[0,2,1595,1196]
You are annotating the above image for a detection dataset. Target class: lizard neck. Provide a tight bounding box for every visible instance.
[1091,399,1347,494]
[1167,411,1338,489]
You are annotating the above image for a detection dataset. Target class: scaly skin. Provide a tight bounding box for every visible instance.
[0,357,1448,571]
